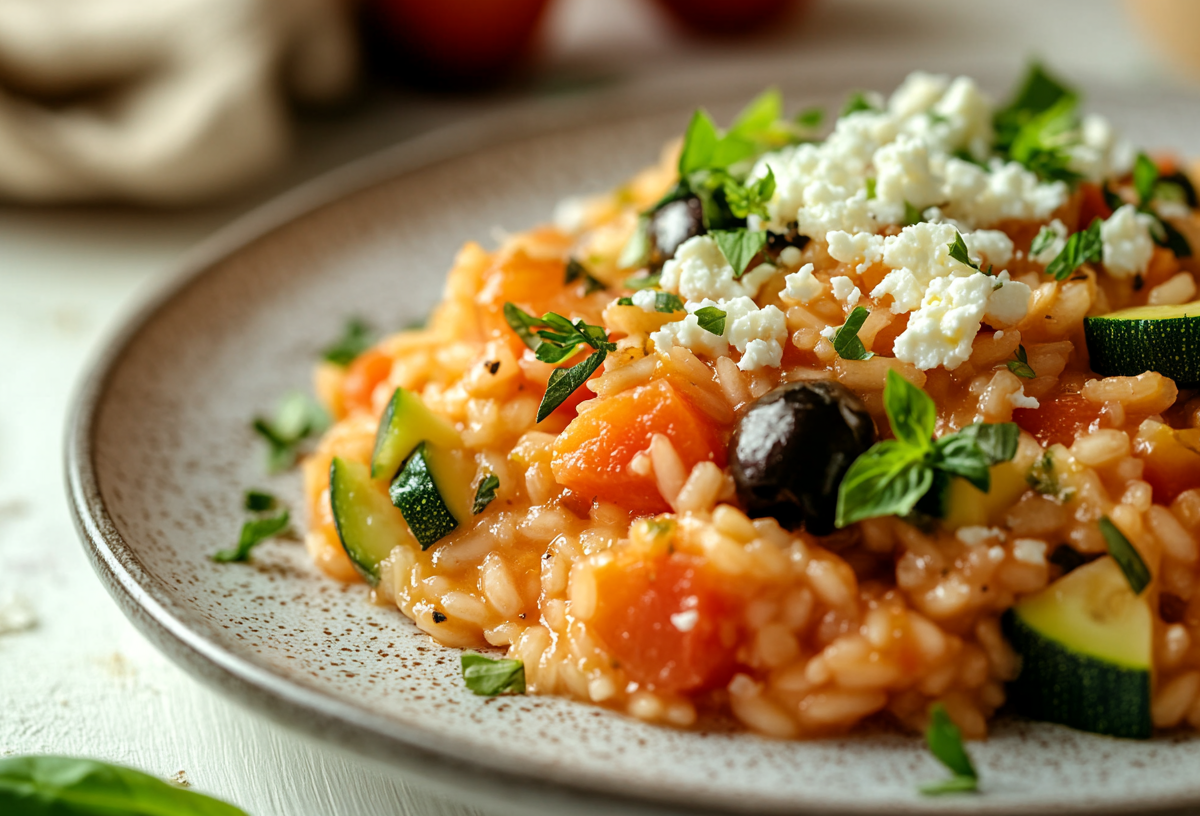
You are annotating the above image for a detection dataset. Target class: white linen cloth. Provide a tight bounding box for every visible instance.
[0,0,357,203]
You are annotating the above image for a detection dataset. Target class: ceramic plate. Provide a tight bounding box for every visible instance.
[67,64,1200,815]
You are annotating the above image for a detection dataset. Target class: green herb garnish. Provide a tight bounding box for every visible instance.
[711,228,768,278]
[831,306,874,361]
[1030,225,1058,257]
[841,91,880,117]
[244,489,276,512]
[565,258,606,295]
[835,371,1018,527]
[947,231,979,270]
[1134,152,1159,206]
[461,653,526,696]
[540,351,609,422]
[655,292,686,313]
[0,755,249,815]
[624,272,662,290]
[252,392,330,473]
[472,473,500,515]
[694,306,727,336]
[864,178,877,200]
[1099,515,1151,594]
[321,317,375,367]
[722,168,776,220]
[902,200,924,226]
[795,107,824,129]
[1044,218,1103,281]
[213,509,291,563]
[1007,345,1036,379]
[920,704,979,795]
[993,63,1081,182]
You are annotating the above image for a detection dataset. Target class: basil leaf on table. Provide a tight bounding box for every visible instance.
[920,704,979,795]
[320,317,375,367]
[0,755,249,815]
[212,510,290,563]
[461,654,526,696]
[252,392,330,473]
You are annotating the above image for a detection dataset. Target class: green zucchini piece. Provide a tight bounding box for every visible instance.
[1004,556,1152,739]
[371,387,463,480]
[1084,300,1200,387]
[389,442,475,549]
[329,457,414,585]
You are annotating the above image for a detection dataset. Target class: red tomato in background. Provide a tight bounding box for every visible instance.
[654,0,803,34]
[365,0,552,86]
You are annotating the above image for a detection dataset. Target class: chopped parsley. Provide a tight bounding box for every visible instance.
[252,392,330,473]
[920,703,979,795]
[1026,451,1074,501]
[472,473,500,515]
[244,489,277,512]
[1099,516,1151,595]
[1007,344,1036,379]
[993,63,1082,183]
[711,228,768,278]
[722,168,776,220]
[321,317,375,367]
[835,371,1018,527]
[565,258,606,295]
[213,508,290,563]
[1044,218,1103,281]
[694,306,727,336]
[461,653,526,696]
[831,306,874,361]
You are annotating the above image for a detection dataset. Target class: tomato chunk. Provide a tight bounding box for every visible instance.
[551,379,726,514]
[342,349,393,415]
[1014,391,1104,449]
[588,552,740,694]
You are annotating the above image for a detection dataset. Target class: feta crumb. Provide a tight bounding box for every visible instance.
[670,609,699,632]
[779,246,804,267]
[1012,538,1048,565]
[1101,204,1157,279]
[956,526,1004,546]
[985,271,1032,328]
[1031,218,1069,265]
[631,289,658,312]
[892,272,994,370]
[830,276,862,307]
[650,310,729,359]
[784,263,822,302]
[660,235,774,301]
[1069,113,1136,182]
[871,135,943,219]
[1009,386,1040,410]
[888,71,950,117]
[724,297,788,371]
[827,230,885,273]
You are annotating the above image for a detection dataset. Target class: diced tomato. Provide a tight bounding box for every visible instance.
[551,379,727,514]
[1136,423,1200,503]
[1077,182,1114,229]
[588,552,740,694]
[342,349,393,415]
[1013,391,1105,448]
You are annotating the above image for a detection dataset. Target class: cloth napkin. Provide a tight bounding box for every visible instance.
[0,0,357,204]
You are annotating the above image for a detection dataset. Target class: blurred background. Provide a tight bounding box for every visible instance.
[3,0,1200,814]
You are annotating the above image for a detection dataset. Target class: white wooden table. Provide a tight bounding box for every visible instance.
[0,1,1173,813]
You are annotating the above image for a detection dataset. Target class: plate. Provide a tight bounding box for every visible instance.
[67,64,1200,815]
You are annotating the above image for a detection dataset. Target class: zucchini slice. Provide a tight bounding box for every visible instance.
[389,442,475,550]
[329,457,415,585]
[1084,300,1200,387]
[1004,556,1152,739]
[371,387,463,480]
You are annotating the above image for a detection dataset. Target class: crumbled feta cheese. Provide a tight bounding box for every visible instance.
[985,271,1032,327]
[778,246,804,267]
[659,235,773,301]
[1031,218,1069,265]
[784,263,822,302]
[956,526,1004,546]
[670,609,699,632]
[1009,386,1040,410]
[1012,538,1048,565]
[942,158,1068,226]
[1069,113,1136,182]
[650,296,787,372]
[872,222,972,313]
[930,76,994,161]
[649,310,729,359]
[1101,204,1156,279]
[830,275,862,307]
[888,71,950,118]
[827,230,885,273]
[963,230,1014,268]
[871,135,943,221]
[631,289,658,312]
[892,272,995,370]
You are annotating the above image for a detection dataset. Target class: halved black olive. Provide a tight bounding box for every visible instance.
[648,195,704,265]
[729,381,876,536]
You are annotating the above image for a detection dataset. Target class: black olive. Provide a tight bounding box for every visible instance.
[766,226,810,255]
[729,381,876,536]
[648,195,705,265]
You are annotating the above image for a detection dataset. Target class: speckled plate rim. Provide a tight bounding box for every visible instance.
[64,58,1200,816]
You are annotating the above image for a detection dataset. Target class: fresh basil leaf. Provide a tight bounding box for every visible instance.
[565,258,606,295]
[472,473,500,515]
[864,178,877,200]
[920,703,978,795]
[1030,226,1057,257]
[655,292,685,313]
[1045,217,1103,280]
[503,303,543,351]
[841,91,879,117]
[710,228,768,278]
[1099,515,1151,594]
[213,509,290,563]
[537,350,607,422]
[728,87,782,141]
[679,109,720,175]
[1134,152,1159,206]
[832,306,874,360]
[505,306,615,367]
[321,317,375,367]
[955,422,1020,465]
[694,306,727,336]
[835,440,933,527]
[252,393,330,473]
[947,230,979,271]
[244,489,276,512]
[883,369,936,451]
[624,272,662,290]
[795,106,824,129]
[616,297,634,306]
[461,653,526,696]
[0,755,249,815]
[993,62,1075,156]
[931,434,992,493]
[903,201,924,226]
[1007,344,1036,379]
[723,168,776,220]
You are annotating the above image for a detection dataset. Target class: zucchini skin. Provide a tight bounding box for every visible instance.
[1084,314,1200,388]
[1003,609,1152,740]
[389,442,458,550]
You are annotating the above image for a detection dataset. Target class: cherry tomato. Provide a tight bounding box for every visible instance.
[654,0,803,35]
[1013,391,1104,449]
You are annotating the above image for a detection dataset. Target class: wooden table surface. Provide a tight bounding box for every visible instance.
[0,1,1179,813]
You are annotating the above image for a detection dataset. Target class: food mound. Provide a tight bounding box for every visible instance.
[304,66,1200,742]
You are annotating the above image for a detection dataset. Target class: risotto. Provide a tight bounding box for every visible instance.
[302,65,1200,743]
